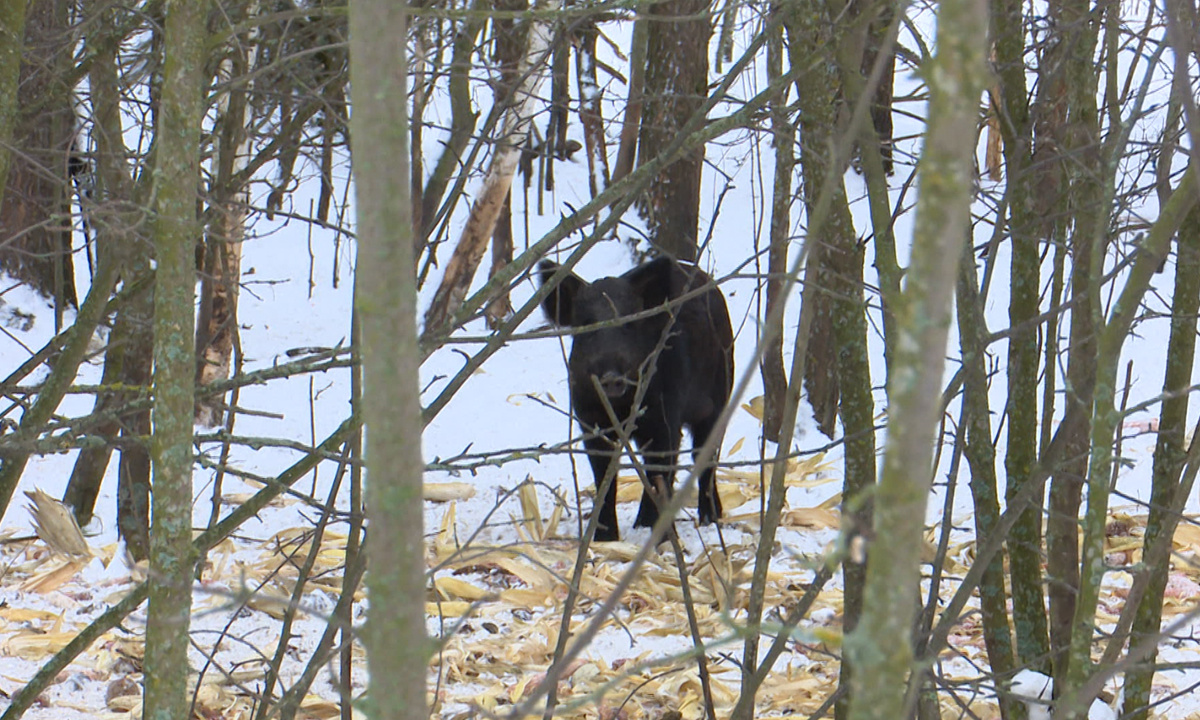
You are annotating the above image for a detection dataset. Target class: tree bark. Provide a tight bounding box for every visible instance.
[350,1,429,719]
[1061,168,1199,718]
[785,1,876,713]
[0,0,77,313]
[62,0,154,558]
[843,0,988,713]
[992,0,1052,672]
[0,0,26,212]
[635,0,711,261]
[759,21,791,444]
[956,252,1019,720]
[1122,204,1200,719]
[196,16,256,427]
[143,1,208,717]
[423,4,552,337]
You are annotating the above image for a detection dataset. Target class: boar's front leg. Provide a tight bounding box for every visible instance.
[583,432,622,542]
[632,421,682,531]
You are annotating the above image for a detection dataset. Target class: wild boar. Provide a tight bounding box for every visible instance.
[539,257,734,541]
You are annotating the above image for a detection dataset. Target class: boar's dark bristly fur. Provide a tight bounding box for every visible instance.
[539,257,734,542]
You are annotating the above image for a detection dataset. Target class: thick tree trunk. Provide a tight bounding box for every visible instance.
[350,2,429,720]
[0,0,27,212]
[143,1,207,717]
[0,0,77,313]
[635,0,711,261]
[785,4,873,715]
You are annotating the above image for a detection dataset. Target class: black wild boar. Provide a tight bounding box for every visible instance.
[539,257,734,541]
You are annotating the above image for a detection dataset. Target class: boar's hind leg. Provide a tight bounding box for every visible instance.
[691,417,723,525]
[584,433,622,542]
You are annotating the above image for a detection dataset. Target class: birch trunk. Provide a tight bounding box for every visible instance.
[197,17,258,426]
[423,6,553,337]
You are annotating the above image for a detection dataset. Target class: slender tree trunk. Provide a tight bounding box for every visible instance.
[843,0,988,713]
[0,251,119,523]
[1061,168,1198,717]
[142,1,207,717]
[956,252,1019,720]
[117,297,154,562]
[575,17,609,197]
[64,0,154,551]
[414,13,483,253]
[991,0,1051,672]
[1123,205,1200,719]
[63,278,153,534]
[423,4,552,336]
[613,6,648,184]
[197,18,256,427]
[350,2,429,720]
[482,0,527,330]
[759,20,791,444]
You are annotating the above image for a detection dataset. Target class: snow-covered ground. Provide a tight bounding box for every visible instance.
[0,5,1198,719]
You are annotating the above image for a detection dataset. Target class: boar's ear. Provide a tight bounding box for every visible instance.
[625,257,678,310]
[539,260,585,326]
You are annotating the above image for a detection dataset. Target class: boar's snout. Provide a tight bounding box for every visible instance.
[573,346,642,400]
[594,370,634,398]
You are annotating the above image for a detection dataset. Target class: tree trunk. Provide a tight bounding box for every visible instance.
[142,1,207,717]
[196,19,256,427]
[611,7,648,184]
[759,21,791,444]
[1123,204,1200,719]
[785,3,873,714]
[62,278,153,537]
[1061,168,1198,718]
[195,232,242,426]
[0,0,77,313]
[575,18,609,197]
[0,0,27,212]
[992,0,1052,672]
[117,298,153,563]
[63,1,154,551]
[350,2,429,719]
[482,0,528,330]
[635,0,711,261]
[956,252,1019,720]
[423,5,552,337]
[843,0,988,712]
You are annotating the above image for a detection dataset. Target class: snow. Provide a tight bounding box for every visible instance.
[0,6,1196,719]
